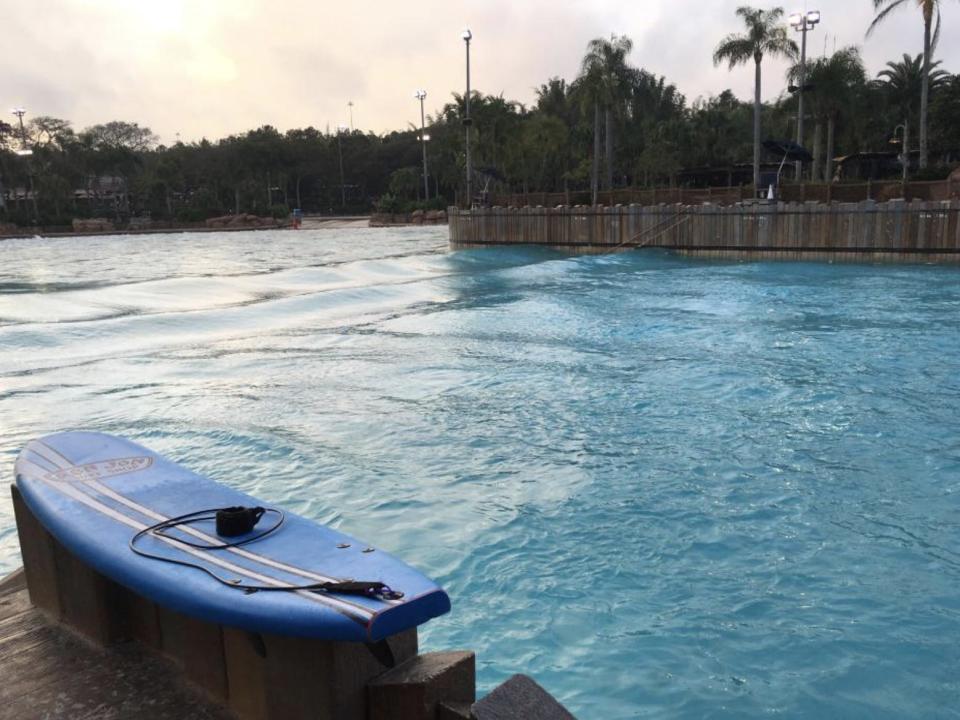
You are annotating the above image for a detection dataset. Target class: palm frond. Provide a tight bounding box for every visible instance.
[867,0,910,37]
[713,36,755,69]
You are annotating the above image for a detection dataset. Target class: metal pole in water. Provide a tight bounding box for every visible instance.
[462,29,473,209]
[415,90,430,202]
[337,126,347,210]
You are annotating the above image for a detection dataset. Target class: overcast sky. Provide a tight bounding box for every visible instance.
[2,0,957,144]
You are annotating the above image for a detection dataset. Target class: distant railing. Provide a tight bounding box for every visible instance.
[491,179,960,209]
[449,199,960,263]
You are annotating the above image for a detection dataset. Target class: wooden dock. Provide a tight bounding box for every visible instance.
[3,481,577,720]
[448,200,960,263]
[0,568,231,719]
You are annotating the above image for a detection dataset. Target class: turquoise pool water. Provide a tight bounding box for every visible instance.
[1,229,959,718]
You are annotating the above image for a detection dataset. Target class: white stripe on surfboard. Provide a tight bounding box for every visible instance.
[86,479,399,608]
[17,455,375,622]
[22,447,62,473]
[29,440,402,609]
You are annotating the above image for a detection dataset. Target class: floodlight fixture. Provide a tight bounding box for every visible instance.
[790,9,820,30]
[462,29,472,42]
[788,9,820,181]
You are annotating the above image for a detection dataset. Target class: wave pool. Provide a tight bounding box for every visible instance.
[1,228,958,718]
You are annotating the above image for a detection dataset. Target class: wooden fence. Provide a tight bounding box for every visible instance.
[449,199,960,263]
[491,178,960,209]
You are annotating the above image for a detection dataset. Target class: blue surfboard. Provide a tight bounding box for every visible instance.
[14,431,451,642]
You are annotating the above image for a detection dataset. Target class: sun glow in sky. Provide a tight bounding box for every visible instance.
[3,0,957,143]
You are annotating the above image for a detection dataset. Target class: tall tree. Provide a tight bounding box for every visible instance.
[877,53,950,178]
[580,35,634,201]
[714,6,798,192]
[789,47,867,181]
[868,0,954,169]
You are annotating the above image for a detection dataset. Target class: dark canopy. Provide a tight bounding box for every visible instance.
[763,140,814,163]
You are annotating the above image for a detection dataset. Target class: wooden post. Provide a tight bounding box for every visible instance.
[10,485,60,619]
[368,651,475,720]
[12,485,129,646]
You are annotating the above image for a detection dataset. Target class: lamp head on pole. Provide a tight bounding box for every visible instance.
[461,28,472,42]
[10,107,32,154]
[414,89,427,101]
[790,9,820,30]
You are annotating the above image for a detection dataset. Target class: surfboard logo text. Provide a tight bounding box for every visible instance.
[46,456,154,483]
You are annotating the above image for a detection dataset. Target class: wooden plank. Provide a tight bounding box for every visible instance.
[223,628,269,720]
[11,484,61,619]
[0,567,26,598]
[0,579,33,621]
[52,538,129,646]
[116,584,162,649]
[157,605,229,701]
[261,629,418,720]
[368,651,476,720]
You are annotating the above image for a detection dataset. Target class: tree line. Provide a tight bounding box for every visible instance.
[0,2,957,226]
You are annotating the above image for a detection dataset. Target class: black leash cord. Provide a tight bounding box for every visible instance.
[128,506,403,600]
[143,507,285,549]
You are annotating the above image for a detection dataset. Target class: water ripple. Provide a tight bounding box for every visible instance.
[1,229,959,718]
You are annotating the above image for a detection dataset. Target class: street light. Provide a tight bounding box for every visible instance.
[10,108,32,156]
[414,89,430,202]
[336,125,348,210]
[891,123,909,183]
[462,29,473,208]
[788,10,820,181]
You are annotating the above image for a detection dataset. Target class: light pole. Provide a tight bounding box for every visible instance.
[891,123,909,183]
[10,108,33,156]
[336,125,348,211]
[789,10,819,181]
[414,90,430,202]
[348,101,354,132]
[462,29,473,208]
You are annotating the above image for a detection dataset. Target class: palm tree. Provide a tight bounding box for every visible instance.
[877,53,950,179]
[580,35,634,203]
[867,0,954,170]
[714,6,798,193]
[788,47,867,182]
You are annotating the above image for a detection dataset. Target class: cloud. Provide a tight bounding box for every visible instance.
[1,0,956,143]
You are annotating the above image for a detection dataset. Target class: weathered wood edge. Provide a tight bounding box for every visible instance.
[0,566,26,597]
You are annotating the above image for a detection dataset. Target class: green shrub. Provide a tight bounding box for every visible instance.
[175,207,207,223]
[374,193,402,214]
